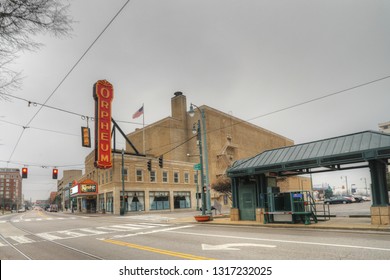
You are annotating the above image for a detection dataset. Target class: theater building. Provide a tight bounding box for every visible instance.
[82,92,310,215]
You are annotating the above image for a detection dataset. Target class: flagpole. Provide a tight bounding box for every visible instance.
[142,103,145,155]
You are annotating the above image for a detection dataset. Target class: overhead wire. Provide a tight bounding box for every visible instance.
[6,0,132,162]
[2,74,390,169]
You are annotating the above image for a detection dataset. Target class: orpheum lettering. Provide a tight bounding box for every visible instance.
[93,80,113,168]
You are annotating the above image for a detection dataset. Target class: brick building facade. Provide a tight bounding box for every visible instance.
[0,168,22,211]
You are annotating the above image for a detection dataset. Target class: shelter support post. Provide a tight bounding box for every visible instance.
[368,160,389,206]
[368,159,390,225]
[230,178,240,221]
[231,178,238,208]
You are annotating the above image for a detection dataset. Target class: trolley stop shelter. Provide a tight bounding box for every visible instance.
[227,131,390,225]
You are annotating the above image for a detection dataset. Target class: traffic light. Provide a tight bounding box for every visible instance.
[21,167,28,178]
[52,168,58,179]
[147,160,152,172]
[158,156,163,168]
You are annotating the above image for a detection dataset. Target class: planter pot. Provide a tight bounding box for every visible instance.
[194,215,210,222]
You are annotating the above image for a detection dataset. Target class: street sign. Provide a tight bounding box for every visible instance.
[193,163,201,170]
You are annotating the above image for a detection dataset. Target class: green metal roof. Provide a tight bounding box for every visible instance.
[228,131,390,177]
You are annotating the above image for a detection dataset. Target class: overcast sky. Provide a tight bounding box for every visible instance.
[1,0,389,201]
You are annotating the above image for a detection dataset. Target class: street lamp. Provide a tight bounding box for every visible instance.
[192,121,206,215]
[120,148,125,216]
[189,103,212,216]
[361,177,369,196]
[187,153,200,211]
[341,176,349,195]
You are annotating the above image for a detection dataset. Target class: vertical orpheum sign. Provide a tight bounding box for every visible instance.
[93,80,113,168]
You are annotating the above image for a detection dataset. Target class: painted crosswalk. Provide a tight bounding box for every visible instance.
[0,222,170,247]
[116,215,176,222]
[0,216,88,224]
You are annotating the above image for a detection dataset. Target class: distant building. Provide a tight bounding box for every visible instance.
[379,121,390,133]
[0,168,22,211]
[379,122,390,173]
[57,169,82,211]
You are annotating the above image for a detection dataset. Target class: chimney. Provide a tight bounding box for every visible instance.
[171,91,187,121]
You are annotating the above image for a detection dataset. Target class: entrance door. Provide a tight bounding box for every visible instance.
[239,183,256,220]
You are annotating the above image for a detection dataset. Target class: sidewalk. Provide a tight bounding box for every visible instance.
[171,214,390,232]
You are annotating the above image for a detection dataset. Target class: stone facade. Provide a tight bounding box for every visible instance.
[69,92,308,215]
[83,150,199,214]
[371,206,390,225]
[126,92,305,210]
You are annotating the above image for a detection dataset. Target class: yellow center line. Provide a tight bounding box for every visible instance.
[102,239,215,260]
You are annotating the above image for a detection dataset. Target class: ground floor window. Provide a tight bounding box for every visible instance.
[150,191,170,210]
[174,191,191,209]
[106,192,114,213]
[121,191,145,212]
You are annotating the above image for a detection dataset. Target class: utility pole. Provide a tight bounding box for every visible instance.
[121,149,125,216]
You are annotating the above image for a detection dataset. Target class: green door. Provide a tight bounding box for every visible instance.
[239,183,256,220]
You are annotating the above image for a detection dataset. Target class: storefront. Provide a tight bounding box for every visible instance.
[70,179,98,213]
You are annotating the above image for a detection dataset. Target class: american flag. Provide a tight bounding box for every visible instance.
[132,105,144,119]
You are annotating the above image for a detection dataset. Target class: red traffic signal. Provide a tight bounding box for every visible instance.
[52,168,58,179]
[158,156,163,168]
[147,160,152,172]
[22,167,28,178]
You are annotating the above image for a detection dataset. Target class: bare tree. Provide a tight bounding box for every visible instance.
[0,0,73,99]
[211,175,232,201]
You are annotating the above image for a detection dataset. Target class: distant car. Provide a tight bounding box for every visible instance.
[343,195,356,203]
[324,196,353,204]
[49,204,58,212]
[352,195,364,202]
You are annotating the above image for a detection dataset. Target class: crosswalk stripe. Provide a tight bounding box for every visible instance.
[36,232,63,240]
[138,223,170,227]
[57,231,87,238]
[8,236,35,244]
[77,228,109,235]
[110,225,145,230]
[1,223,171,246]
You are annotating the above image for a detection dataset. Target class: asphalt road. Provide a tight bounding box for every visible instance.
[1,207,389,260]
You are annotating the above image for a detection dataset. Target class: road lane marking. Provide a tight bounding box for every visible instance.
[102,239,215,260]
[202,243,276,251]
[169,230,390,252]
[110,225,194,239]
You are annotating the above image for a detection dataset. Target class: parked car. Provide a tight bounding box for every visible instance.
[324,196,353,204]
